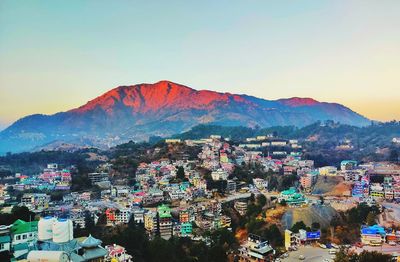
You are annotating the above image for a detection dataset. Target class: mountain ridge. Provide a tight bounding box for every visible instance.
[0,80,370,153]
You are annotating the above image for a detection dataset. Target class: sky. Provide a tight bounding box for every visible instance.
[1,1,399,130]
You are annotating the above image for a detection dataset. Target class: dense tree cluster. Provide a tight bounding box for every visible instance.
[89,220,236,262]
[334,249,391,262]
[0,206,36,225]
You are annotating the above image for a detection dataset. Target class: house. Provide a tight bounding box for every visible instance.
[361,225,386,246]
[21,193,50,211]
[234,201,248,216]
[341,160,357,171]
[11,219,38,259]
[279,188,307,207]
[0,225,11,253]
[319,166,338,176]
[238,234,275,261]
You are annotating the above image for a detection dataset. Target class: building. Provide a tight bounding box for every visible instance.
[300,175,313,191]
[238,234,275,261]
[284,229,299,250]
[88,172,110,185]
[319,166,338,176]
[79,234,108,261]
[179,209,190,223]
[105,244,132,262]
[341,160,357,171]
[144,211,157,236]
[369,183,384,199]
[180,222,192,237]
[11,219,38,259]
[157,204,173,240]
[278,188,307,207]
[253,178,268,191]
[361,225,386,246]
[21,193,50,211]
[234,200,248,216]
[0,225,11,254]
[226,180,237,193]
[211,169,228,181]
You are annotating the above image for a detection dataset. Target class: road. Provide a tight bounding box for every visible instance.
[282,246,333,262]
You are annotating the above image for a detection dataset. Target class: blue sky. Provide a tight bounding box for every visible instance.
[1,0,400,130]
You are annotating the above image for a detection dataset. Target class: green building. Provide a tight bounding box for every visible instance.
[180,222,192,236]
[157,204,173,240]
[279,188,307,206]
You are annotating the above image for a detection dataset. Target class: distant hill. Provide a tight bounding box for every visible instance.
[0,80,369,153]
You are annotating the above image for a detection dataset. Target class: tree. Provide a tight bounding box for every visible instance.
[257,194,267,207]
[356,250,391,262]
[311,222,321,230]
[262,224,283,247]
[333,248,349,262]
[366,212,377,226]
[10,206,35,222]
[335,249,391,262]
[291,221,307,233]
[389,149,399,162]
[176,166,185,181]
[319,196,325,205]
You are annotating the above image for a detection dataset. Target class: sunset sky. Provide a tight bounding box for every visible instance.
[1,0,399,130]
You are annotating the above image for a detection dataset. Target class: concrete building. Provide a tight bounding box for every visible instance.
[234,200,248,216]
[157,205,173,240]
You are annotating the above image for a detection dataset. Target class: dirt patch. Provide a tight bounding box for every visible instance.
[312,176,350,196]
[281,204,338,229]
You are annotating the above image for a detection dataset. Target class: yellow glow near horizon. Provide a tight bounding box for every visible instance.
[0,1,399,128]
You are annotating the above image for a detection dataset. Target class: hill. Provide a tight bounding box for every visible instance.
[0,80,369,153]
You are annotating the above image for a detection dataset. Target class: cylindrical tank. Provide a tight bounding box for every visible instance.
[38,216,55,241]
[27,251,69,262]
[52,218,73,243]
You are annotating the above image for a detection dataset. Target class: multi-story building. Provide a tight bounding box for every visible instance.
[226,180,237,193]
[341,160,358,171]
[157,205,173,240]
[211,169,228,181]
[11,219,38,259]
[0,225,11,253]
[105,208,132,226]
[369,183,384,199]
[20,193,50,211]
[144,210,157,236]
[234,200,248,216]
[180,222,192,237]
[300,176,312,191]
[361,225,386,245]
[319,166,338,176]
[179,209,190,224]
[88,172,110,185]
[238,234,275,261]
[278,188,307,207]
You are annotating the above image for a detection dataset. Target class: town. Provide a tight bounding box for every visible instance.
[0,128,399,262]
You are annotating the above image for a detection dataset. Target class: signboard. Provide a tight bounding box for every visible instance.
[306,231,321,240]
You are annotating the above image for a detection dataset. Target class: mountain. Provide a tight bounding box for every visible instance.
[0,80,369,153]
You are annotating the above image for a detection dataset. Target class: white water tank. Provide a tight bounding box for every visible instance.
[52,218,73,243]
[38,216,55,241]
[27,251,69,262]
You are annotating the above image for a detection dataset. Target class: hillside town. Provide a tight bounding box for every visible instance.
[0,131,399,262]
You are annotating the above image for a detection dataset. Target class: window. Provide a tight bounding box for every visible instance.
[22,234,27,239]
[16,235,21,240]
[29,233,32,237]
[0,243,4,250]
